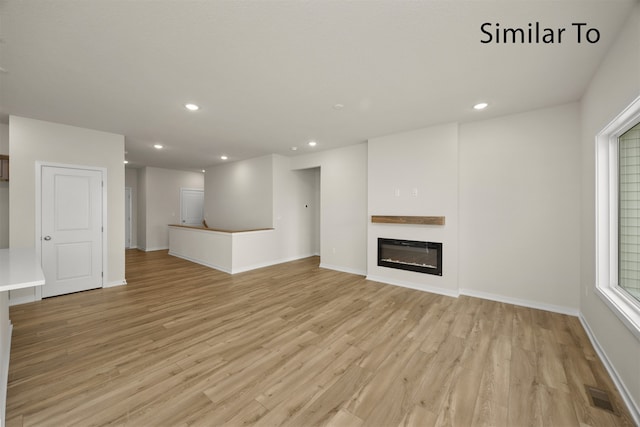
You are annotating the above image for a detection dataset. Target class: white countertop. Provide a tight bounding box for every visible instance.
[0,248,45,292]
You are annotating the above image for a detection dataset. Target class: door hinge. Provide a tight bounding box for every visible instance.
[101,272,104,277]
[102,226,104,232]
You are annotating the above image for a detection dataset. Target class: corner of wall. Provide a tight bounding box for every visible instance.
[578,312,640,424]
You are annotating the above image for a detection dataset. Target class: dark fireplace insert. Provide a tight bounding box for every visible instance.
[377,238,442,276]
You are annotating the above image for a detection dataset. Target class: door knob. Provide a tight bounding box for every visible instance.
[43,236,52,241]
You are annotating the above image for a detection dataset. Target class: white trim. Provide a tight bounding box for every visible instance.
[579,313,640,425]
[142,246,169,252]
[595,95,640,339]
[125,187,132,249]
[102,167,109,285]
[365,274,459,298]
[233,254,317,274]
[103,280,127,288]
[0,322,11,427]
[170,251,321,275]
[362,277,579,316]
[35,162,108,301]
[596,287,640,341]
[169,251,232,274]
[34,163,42,301]
[460,288,579,316]
[320,263,367,276]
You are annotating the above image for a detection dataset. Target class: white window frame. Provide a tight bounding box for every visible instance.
[596,95,640,340]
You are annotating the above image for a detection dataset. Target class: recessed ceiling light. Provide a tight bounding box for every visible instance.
[333,103,344,110]
[473,102,488,110]
[221,155,228,160]
[123,160,129,164]
[185,103,199,111]
[291,147,298,151]
[202,169,206,173]
[153,144,163,149]
[308,141,317,147]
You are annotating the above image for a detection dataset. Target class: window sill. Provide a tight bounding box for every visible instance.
[596,285,640,341]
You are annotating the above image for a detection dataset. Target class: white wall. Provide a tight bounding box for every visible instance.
[8,116,125,302]
[200,155,319,267]
[138,166,204,251]
[202,148,362,274]
[0,123,9,249]
[459,103,581,312]
[358,103,581,313]
[580,3,640,415]
[125,168,138,249]
[291,143,368,275]
[204,155,273,230]
[169,226,233,272]
[367,123,459,295]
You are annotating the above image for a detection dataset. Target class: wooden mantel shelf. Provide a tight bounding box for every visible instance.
[371,215,445,225]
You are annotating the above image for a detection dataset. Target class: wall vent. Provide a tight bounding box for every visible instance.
[585,385,617,414]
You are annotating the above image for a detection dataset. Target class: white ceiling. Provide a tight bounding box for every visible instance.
[0,0,636,171]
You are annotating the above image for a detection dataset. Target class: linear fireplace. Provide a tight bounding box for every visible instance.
[377,238,442,276]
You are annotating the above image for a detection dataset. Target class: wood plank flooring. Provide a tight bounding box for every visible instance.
[6,250,636,426]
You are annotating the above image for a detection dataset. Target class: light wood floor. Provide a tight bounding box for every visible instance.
[6,250,635,426]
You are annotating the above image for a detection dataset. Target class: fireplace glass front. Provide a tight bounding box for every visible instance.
[377,238,442,276]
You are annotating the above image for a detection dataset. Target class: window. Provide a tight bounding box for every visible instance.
[618,122,640,303]
[596,95,640,339]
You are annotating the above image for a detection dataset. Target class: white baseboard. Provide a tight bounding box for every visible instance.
[579,314,640,425]
[8,295,36,307]
[168,251,232,274]
[170,252,323,275]
[142,246,169,252]
[9,281,128,304]
[320,263,367,276]
[233,254,317,274]
[360,279,579,317]
[365,274,459,298]
[103,280,127,288]
[459,288,579,317]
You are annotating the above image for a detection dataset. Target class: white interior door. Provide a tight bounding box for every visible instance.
[180,188,204,226]
[41,166,103,298]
